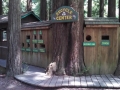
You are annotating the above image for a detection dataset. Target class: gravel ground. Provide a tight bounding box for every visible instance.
[0,76,119,90]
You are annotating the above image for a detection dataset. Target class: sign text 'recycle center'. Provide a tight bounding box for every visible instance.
[51,6,78,22]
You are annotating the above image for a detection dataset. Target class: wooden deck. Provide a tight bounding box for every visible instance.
[14,65,120,89]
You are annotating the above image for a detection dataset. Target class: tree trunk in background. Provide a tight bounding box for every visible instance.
[40,0,47,20]
[119,0,120,22]
[87,0,92,17]
[99,0,104,17]
[114,0,120,74]
[27,0,32,11]
[67,0,85,75]
[0,0,2,15]
[52,0,70,75]
[108,0,116,17]
[48,0,53,20]
[7,0,22,76]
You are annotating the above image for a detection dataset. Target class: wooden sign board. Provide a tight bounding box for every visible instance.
[21,48,26,51]
[33,49,39,52]
[39,48,45,52]
[101,40,110,46]
[32,40,37,43]
[51,6,78,22]
[38,40,44,44]
[83,42,96,46]
[26,48,31,52]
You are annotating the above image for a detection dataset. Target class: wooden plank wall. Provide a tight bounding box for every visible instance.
[84,25,119,75]
[21,27,52,68]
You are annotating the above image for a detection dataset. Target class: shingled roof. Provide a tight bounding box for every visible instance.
[84,17,120,24]
[21,21,51,29]
[0,11,40,23]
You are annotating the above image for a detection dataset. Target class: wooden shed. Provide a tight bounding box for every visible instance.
[21,22,53,68]
[0,11,40,60]
[83,17,120,75]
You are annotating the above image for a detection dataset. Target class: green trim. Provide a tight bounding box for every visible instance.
[26,48,31,52]
[101,40,110,46]
[39,48,46,52]
[33,31,36,34]
[32,40,38,43]
[26,39,30,43]
[83,42,96,46]
[21,48,26,51]
[38,40,44,43]
[21,11,41,21]
[33,48,39,52]
[39,30,42,35]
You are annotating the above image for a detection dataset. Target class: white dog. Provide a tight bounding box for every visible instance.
[45,62,57,76]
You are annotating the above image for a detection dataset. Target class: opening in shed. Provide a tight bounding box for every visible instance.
[83,17,120,75]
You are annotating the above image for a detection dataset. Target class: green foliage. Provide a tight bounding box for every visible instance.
[92,0,99,17]
[32,0,40,17]
[21,0,27,12]
[2,0,9,15]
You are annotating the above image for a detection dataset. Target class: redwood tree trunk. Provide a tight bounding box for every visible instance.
[87,0,92,17]
[7,0,22,76]
[40,0,47,20]
[52,0,70,75]
[108,0,116,17]
[0,0,2,15]
[99,0,104,17]
[119,0,120,22]
[67,0,85,75]
[27,0,32,11]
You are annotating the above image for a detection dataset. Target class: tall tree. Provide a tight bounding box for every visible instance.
[114,0,120,75]
[7,0,22,76]
[99,0,104,17]
[52,0,85,75]
[0,0,2,15]
[52,0,69,75]
[67,0,85,75]
[27,0,32,11]
[108,0,116,17]
[40,0,47,20]
[119,0,120,22]
[87,0,92,17]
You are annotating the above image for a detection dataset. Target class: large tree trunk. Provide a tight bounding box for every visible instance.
[87,0,92,17]
[119,0,120,22]
[108,0,116,17]
[114,0,120,74]
[99,0,104,17]
[67,0,85,75]
[27,0,32,11]
[7,0,22,76]
[40,0,47,20]
[0,0,2,15]
[52,0,70,75]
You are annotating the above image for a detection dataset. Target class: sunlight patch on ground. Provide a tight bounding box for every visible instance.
[7,84,16,89]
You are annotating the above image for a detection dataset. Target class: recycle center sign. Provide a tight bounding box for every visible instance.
[51,6,78,22]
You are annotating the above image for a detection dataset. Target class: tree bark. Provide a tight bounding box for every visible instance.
[0,0,2,15]
[40,0,47,20]
[7,0,22,76]
[27,0,32,11]
[52,0,85,76]
[52,0,70,75]
[67,0,85,75]
[99,0,104,17]
[87,0,92,17]
[119,0,120,22]
[108,0,116,17]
